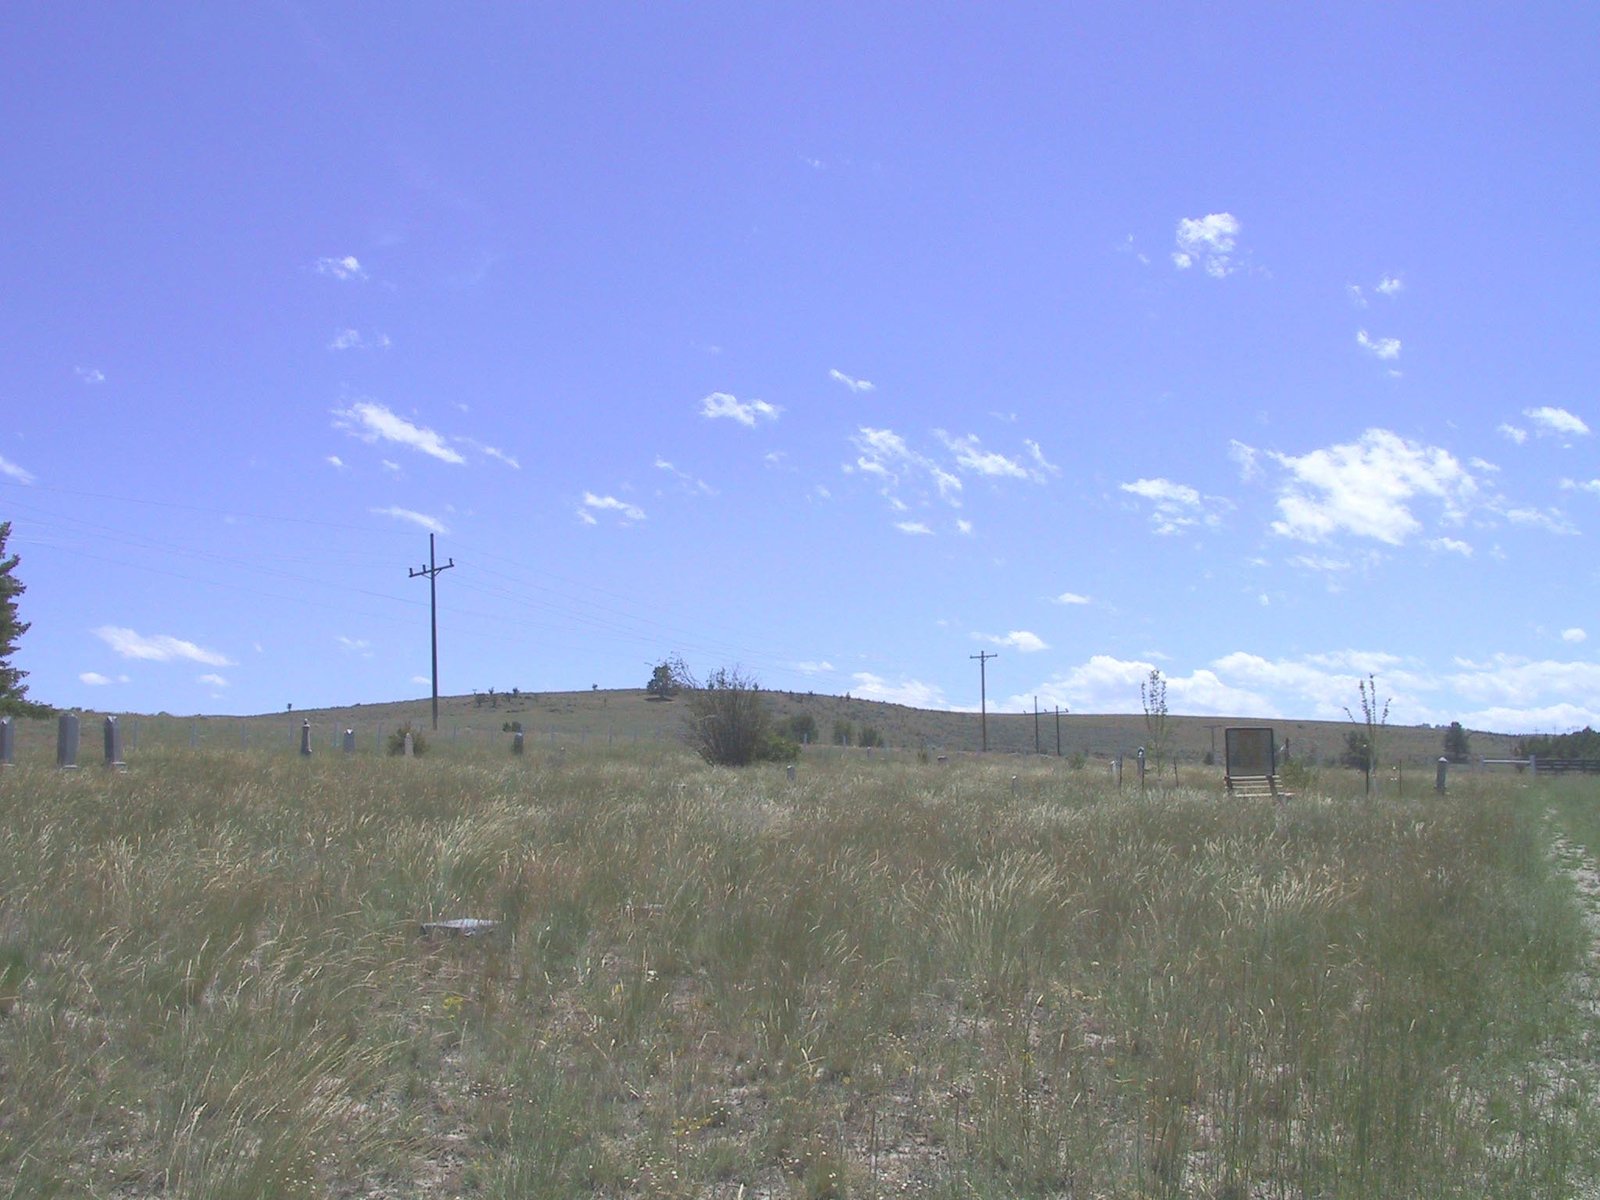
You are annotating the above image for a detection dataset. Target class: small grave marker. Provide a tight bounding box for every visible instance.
[299,719,312,757]
[343,729,356,754]
[0,716,13,766]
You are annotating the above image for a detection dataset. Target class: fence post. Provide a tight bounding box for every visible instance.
[299,719,312,757]
[1436,757,1448,794]
[103,715,126,770]
[1136,747,1146,789]
[0,715,13,766]
[57,712,80,770]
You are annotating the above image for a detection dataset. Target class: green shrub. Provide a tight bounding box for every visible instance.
[386,722,427,757]
[683,667,788,766]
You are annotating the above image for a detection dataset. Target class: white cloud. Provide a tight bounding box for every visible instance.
[1524,406,1590,438]
[338,636,373,656]
[94,626,234,667]
[700,392,781,426]
[580,493,645,524]
[1266,429,1476,546]
[792,660,835,675]
[74,365,106,383]
[0,454,36,484]
[80,672,114,686]
[1172,212,1241,278]
[314,255,366,281]
[1376,275,1404,296]
[1563,478,1600,495]
[1228,440,1260,482]
[1347,284,1368,308]
[459,439,521,469]
[371,506,448,535]
[1428,537,1473,556]
[1053,592,1091,605]
[1497,423,1528,445]
[325,455,345,469]
[655,457,716,496]
[1562,628,1587,644]
[938,431,1030,480]
[1120,476,1218,535]
[332,401,465,464]
[976,630,1049,653]
[849,673,950,708]
[955,518,974,536]
[1502,505,1578,535]
[329,328,391,352]
[848,426,963,506]
[197,673,229,688]
[895,521,933,536]
[829,369,875,394]
[1356,330,1402,361]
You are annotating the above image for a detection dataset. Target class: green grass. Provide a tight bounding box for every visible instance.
[0,746,1594,1196]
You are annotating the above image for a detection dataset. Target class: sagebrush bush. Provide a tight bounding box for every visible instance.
[682,667,791,766]
[386,722,427,757]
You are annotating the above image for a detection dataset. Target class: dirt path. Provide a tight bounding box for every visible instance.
[1549,835,1600,1198]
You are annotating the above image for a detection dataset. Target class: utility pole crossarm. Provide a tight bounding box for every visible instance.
[408,533,456,731]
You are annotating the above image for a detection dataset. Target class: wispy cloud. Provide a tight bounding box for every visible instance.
[848,426,962,506]
[1562,628,1587,644]
[1120,476,1216,535]
[700,392,781,426]
[332,401,465,464]
[1524,406,1590,438]
[1053,591,1091,605]
[1376,275,1404,296]
[458,438,521,469]
[74,365,106,384]
[938,431,1031,480]
[976,630,1050,653]
[94,626,234,667]
[1356,330,1402,361]
[895,520,933,535]
[0,454,36,484]
[1266,429,1475,546]
[328,328,391,351]
[79,671,124,686]
[314,254,366,281]
[655,457,716,496]
[829,369,875,394]
[371,506,449,534]
[580,493,645,525]
[338,636,373,657]
[197,673,229,688]
[1172,212,1241,278]
[1498,423,1528,445]
[325,455,344,469]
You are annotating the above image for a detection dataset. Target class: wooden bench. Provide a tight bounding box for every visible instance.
[1225,773,1288,801]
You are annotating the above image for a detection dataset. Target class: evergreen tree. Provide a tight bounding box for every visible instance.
[0,521,47,715]
[1443,721,1472,763]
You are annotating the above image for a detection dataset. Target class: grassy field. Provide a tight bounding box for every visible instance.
[0,686,1523,769]
[1,739,1596,1197]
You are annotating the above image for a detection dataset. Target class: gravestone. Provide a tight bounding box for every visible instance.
[103,716,126,770]
[57,712,80,769]
[343,729,356,754]
[0,715,13,766]
[299,719,312,757]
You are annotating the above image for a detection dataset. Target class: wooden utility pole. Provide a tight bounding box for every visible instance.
[970,651,997,751]
[408,533,455,731]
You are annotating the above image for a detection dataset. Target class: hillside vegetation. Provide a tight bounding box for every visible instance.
[1,687,1522,771]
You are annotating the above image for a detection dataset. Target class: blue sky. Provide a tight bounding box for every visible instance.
[3,4,1597,732]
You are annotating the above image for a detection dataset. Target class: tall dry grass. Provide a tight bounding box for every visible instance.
[0,748,1593,1197]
